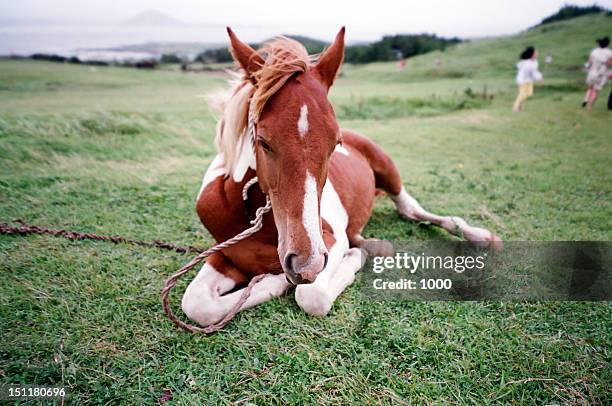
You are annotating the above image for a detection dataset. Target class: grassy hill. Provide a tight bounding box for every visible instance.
[347,13,611,82]
[0,12,610,405]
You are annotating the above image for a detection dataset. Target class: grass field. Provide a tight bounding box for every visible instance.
[1,14,611,405]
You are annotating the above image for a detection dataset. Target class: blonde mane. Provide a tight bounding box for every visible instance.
[208,37,316,174]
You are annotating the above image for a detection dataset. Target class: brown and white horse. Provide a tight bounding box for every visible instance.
[182,27,502,326]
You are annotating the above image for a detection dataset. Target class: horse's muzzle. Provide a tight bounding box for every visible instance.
[283,252,328,284]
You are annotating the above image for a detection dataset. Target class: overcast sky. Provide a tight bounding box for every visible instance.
[1,0,611,40]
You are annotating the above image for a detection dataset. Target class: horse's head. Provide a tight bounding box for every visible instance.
[227,27,345,284]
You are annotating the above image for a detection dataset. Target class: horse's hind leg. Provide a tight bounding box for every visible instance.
[391,187,502,249]
[344,130,502,249]
[181,253,291,327]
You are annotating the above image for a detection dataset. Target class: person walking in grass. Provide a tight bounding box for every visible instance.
[513,46,543,112]
[582,36,612,110]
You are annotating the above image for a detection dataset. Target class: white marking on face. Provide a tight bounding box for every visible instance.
[297,104,309,138]
[197,153,225,200]
[302,171,324,257]
[294,178,352,314]
[312,179,350,286]
[334,144,349,156]
[232,133,256,182]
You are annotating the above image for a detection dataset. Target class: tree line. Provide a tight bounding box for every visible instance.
[537,4,610,26]
[195,34,461,65]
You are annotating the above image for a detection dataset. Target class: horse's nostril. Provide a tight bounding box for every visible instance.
[283,253,297,273]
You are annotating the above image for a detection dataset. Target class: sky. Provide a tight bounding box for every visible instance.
[1,0,611,41]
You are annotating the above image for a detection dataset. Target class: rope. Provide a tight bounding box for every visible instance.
[160,180,273,333]
[0,219,203,253]
[242,177,259,201]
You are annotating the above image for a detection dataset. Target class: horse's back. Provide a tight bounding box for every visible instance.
[340,129,402,196]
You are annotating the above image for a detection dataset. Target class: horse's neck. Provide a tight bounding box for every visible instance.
[225,169,267,218]
[221,168,277,241]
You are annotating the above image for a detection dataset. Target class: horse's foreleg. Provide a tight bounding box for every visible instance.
[181,254,291,327]
[391,186,503,249]
[295,245,365,316]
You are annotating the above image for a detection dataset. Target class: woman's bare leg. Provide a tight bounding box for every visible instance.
[587,88,599,110]
[583,88,591,107]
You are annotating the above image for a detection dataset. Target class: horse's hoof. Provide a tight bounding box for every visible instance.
[360,239,395,257]
[488,235,504,251]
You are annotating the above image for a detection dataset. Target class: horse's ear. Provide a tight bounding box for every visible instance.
[314,27,345,89]
[227,27,264,84]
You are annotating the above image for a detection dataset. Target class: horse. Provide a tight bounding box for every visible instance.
[181,27,502,326]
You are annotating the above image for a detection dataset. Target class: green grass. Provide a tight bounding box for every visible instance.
[1,14,611,405]
[335,89,492,120]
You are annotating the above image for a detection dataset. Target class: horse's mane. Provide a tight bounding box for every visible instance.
[208,37,315,174]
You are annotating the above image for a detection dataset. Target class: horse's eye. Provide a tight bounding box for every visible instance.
[258,138,272,153]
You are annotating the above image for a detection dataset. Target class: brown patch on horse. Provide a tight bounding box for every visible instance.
[341,130,403,196]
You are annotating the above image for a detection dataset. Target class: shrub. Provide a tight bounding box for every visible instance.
[160,54,182,64]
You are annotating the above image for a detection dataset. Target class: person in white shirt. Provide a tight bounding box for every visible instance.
[583,37,612,110]
[513,46,543,112]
